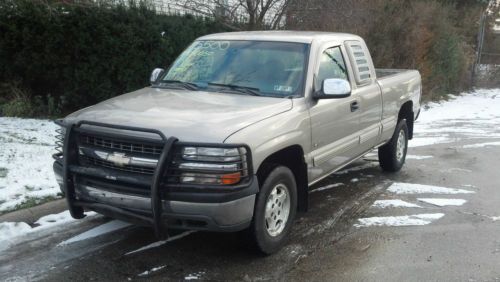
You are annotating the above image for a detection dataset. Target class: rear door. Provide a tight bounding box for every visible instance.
[308,45,360,182]
[344,40,383,153]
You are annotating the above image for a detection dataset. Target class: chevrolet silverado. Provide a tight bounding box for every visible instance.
[53,31,421,254]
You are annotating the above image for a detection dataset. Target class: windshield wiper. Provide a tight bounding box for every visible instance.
[156,80,199,91]
[207,83,261,96]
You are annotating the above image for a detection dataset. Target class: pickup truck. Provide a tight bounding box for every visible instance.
[53,31,421,254]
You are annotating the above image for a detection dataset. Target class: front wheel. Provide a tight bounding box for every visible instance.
[249,165,297,255]
[378,119,409,172]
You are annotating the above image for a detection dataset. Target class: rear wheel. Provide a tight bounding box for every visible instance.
[378,119,408,172]
[249,165,297,255]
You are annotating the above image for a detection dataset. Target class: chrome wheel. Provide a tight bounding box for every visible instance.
[265,183,291,237]
[396,130,406,162]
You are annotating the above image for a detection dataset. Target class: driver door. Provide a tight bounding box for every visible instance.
[308,45,360,182]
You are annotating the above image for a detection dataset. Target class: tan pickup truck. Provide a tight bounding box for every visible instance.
[53,31,421,254]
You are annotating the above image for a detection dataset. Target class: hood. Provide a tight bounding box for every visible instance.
[65,87,293,143]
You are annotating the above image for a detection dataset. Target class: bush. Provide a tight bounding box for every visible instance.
[0,0,227,117]
[0,81,34,117]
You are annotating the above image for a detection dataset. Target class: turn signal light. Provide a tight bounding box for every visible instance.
[220,172,241,185]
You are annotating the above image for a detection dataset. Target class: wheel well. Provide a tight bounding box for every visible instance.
[398,101,414,139]
[256,145,308,212]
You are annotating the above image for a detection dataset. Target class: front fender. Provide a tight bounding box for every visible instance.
[224,101,311,172]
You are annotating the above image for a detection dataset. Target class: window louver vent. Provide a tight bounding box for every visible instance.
[346,41,372,85]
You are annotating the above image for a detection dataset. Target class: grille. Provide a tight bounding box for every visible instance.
[80,134,163,155]
[77,133,162,176]
[79,155,156,175]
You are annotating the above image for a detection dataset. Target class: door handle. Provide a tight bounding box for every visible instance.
[350,101,359,112]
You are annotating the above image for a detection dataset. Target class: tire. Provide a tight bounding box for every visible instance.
[249,165,297,255]
[378,119,409,172]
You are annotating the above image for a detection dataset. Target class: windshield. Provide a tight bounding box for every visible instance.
[160,40,309,97]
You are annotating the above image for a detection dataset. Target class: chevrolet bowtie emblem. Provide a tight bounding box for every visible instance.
[107,152,131,167]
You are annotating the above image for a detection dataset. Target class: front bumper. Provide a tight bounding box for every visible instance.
[77,183,256,231]
[52,120,257,234]
[54,161,257,232]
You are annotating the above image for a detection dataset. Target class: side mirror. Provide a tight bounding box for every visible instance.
[314,78,351,99]
[150,68,165,84]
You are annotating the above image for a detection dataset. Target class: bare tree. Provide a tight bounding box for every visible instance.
[172,0,293,30]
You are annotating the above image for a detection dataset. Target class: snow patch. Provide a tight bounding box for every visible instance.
[310,183,344,193]
[351,178,359,183]
[440,168,472,173]
[59,220,131,246]
[355,213,445,227]
[406,155,433,160]
[409,137,452,148]
[185,272,205,280]
[35,210,80,227]
[0,222,32,242]
[412,89,500,147]
[462,141,500,148]
[372,199,422,208]
[0,210,96,251]
[125,231,196,255]
[387,182,475,195]
[418,198,467,207]
[0,117,60,212]
[138,265,166,277]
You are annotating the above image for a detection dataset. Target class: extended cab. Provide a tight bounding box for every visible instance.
[53,31,421,254]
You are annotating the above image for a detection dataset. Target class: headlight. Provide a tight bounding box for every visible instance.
[182,147,241,162]
[169,146,250,186]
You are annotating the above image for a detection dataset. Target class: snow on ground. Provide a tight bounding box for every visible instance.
[417,198,467,207]
[138,265,166,277]
[372,199,422,208]
[462,141,500,148]
[310,183,344,193]
[185,272,206,280]
[387,183,475,195]
[0,210,96,251]
[59,220,131,246]
[0,222,32,243]
[125,231,196,256]
[0,117,60,212]
[355,213,445,227]
[406,155,433,160]
[411,88,500,148]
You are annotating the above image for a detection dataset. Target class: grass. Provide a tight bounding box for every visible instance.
[0,195,62,216]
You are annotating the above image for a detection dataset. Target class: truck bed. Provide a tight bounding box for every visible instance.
[375,68,422,141]
[375,68,414,79]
